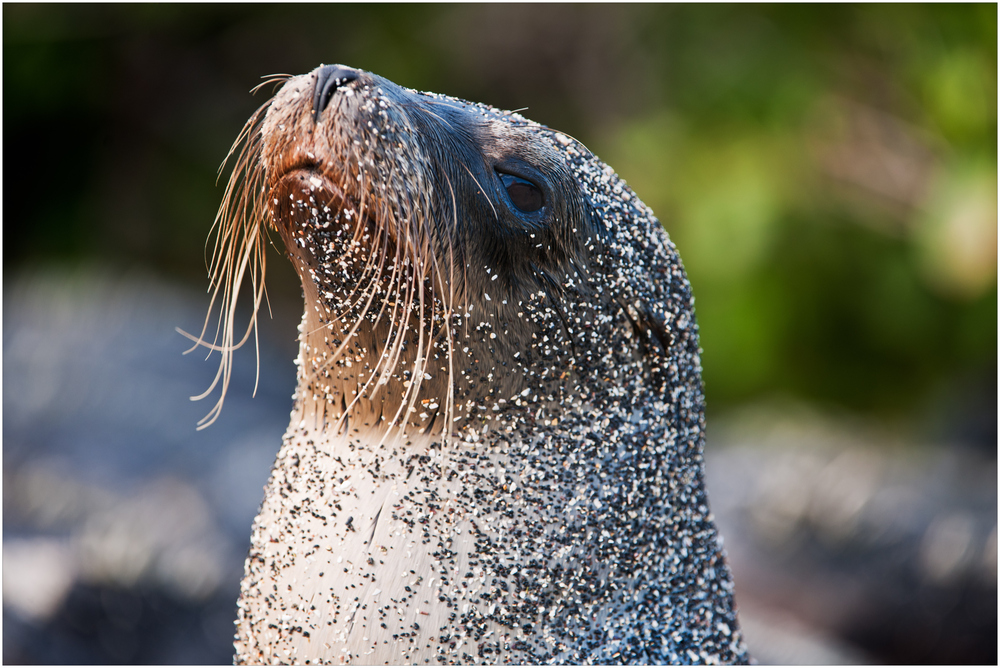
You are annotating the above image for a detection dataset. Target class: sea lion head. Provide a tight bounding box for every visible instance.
[198,64,693,442]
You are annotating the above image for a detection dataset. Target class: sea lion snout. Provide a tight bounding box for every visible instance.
[312,64,360,121]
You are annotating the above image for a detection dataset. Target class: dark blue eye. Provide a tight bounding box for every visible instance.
[497,171,544,213]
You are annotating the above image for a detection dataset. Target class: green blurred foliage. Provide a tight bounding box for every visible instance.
[591,4,997,418]
[3,4,995,424]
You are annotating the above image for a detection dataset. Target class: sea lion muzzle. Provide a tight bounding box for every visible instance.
[312,64,360,122]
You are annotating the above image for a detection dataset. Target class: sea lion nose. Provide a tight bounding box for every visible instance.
[313,65,360,122]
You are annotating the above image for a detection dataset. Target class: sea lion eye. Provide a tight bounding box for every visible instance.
[497,171,544,213]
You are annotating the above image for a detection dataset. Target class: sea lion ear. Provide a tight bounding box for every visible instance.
[616,297,675,357]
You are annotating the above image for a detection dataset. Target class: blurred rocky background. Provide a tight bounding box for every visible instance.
[3,4,995,664]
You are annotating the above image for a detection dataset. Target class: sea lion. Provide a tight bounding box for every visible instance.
[192,64,748,664]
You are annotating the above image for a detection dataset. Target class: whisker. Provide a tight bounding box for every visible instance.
[182,99,271,429]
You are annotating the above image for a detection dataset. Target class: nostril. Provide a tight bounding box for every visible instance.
[312,65,360,122]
